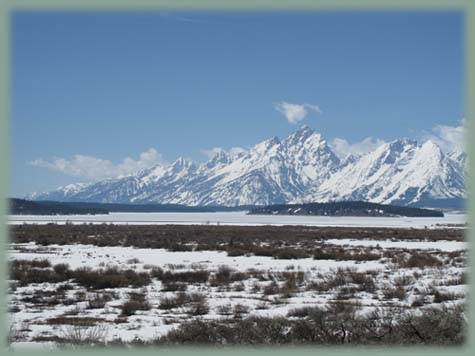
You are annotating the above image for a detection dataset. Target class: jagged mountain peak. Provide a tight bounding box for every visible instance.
[252,136,281,155]
[448,150,467,163]
[287,124,314,138]
[383,138,418,151]
[211,147,228,158]
[172,157,194,168]
[136,161,167,177]
[205,149,232,168]
[365,138,417,166]
[286,124,321,140]
[420,139,443,156]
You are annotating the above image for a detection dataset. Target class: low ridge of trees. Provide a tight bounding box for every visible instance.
[9,199,109,215]
[249,201,444,217]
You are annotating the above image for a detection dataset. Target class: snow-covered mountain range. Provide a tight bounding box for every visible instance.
[28,126,466,208]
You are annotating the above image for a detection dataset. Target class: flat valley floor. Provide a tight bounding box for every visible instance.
[7,224,467,348]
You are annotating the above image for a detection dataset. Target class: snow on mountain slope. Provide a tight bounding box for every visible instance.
[28,126,466,207]
[300,139,465,205]
[135,126,341,206]
[185,126,341,205]
[27,182,93,202]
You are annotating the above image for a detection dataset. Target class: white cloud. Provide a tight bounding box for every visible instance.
[29,148,167,180]
[275,101,321,124]
[330,137,386,159]
[421,119,466,153]
[201,146,247,159]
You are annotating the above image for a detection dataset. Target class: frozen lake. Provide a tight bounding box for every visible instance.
[8,211,466,229]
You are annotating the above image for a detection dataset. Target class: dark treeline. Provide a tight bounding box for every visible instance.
[9,199,109,215]
[9,199,256,215]
[9,199,446,216]
[249,201,444,217]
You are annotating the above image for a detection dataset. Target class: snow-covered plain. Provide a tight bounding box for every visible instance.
[324,239,466,252]
[7,211,466,228]
[8,232,467,348]
[9,242,386,273]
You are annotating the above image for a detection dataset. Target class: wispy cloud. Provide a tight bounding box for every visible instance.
[29,148,167,180]
[275,101,322,124]
[330,137,386,159]
[421,119,466,153]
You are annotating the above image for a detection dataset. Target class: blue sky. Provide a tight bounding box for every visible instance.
[11,10,463,197]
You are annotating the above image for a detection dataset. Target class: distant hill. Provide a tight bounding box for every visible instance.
[8,199,254,215]
[9,199,109,215]
[248,201,444,218]
[9,199,445,217]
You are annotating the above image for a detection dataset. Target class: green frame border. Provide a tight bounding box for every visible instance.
[1,0,473,355]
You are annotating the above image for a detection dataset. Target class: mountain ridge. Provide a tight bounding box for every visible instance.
[28,126,466,208]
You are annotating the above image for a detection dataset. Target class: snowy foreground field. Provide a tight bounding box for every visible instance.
[8,223,467,348]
